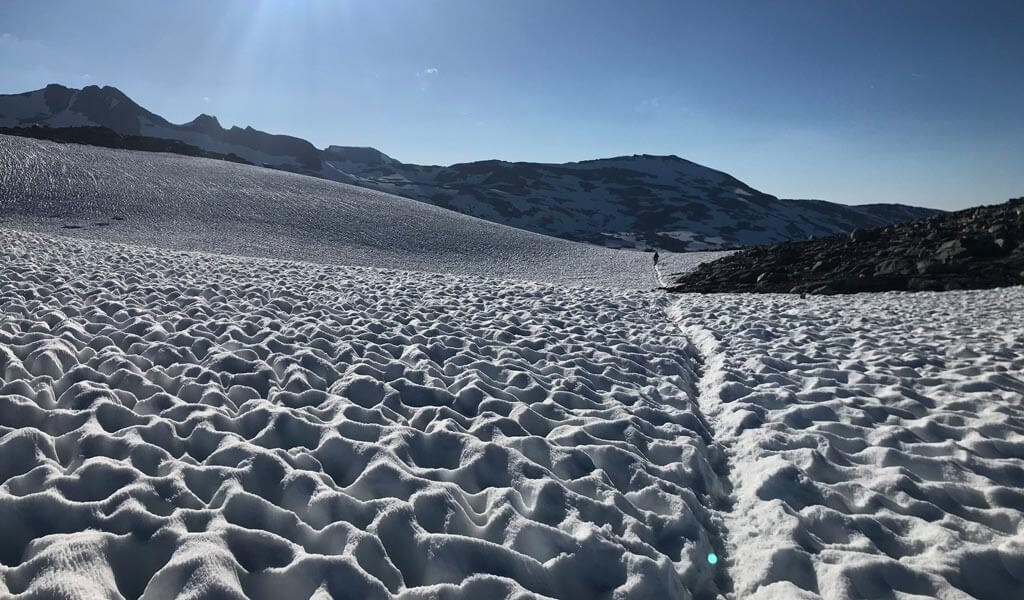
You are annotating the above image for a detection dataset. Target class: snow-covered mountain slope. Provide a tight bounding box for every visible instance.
[0,84,939,250]
[672,291,1024,599]
[0,134,668,288]
[326,153,937,251]
[0,229,730,599]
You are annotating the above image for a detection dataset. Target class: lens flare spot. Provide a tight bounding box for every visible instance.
[707,552,719,565]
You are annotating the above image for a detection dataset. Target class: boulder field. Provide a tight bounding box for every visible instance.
[668,197,1024,294]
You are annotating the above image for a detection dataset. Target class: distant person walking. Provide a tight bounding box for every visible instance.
[653,250,660,267]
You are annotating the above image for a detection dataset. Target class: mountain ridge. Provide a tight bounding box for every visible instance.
[0,83,940,250]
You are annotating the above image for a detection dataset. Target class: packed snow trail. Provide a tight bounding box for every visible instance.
[0,229,730,599]
[671,291,1024,599]
[654,250,734,289]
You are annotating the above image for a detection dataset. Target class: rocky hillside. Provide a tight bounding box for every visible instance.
[0,84,939,250]
[324,153,936,251]
[668,197,1024,294]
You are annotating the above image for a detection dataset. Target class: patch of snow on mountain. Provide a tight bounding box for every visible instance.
[39,111,95,128]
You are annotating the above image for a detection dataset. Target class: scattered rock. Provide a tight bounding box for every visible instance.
[935,239,968,262]
[874,259,913,276]
[916,260,942,275]
[849,228,879,242]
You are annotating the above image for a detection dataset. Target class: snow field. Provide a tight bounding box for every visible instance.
[0,134,659,289]
[0,229,729,599]
[671,290,1024,599]
[2,132,1021,598]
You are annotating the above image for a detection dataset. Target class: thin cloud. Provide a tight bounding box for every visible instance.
[635,97,661,113]
[416,67,440,91]
[1,32,46,52]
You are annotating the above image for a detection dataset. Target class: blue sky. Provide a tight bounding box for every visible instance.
[1,0,1021,209]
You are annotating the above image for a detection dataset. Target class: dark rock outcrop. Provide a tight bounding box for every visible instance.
[667,197,1024,294]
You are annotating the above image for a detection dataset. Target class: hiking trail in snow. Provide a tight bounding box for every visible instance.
[671,290,1024,599]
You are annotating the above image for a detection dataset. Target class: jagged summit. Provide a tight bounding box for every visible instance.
[184,113,223,132]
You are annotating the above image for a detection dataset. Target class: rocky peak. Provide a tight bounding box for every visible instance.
[185,113,223,133]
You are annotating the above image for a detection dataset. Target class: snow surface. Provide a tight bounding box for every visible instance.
[672,291,1024,599]
[0,135,1021,599]
[0,229,729,599]
[2,229,1021,598]
[0,134,673,289]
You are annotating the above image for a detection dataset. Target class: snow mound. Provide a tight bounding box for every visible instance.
[0,230,729,599]
[0,134,661,288]
[671,290,1024,599]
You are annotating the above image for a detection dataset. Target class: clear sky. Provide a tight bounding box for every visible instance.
[1,0,1022,210]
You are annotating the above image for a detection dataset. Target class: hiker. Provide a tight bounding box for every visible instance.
[653,250,660,267]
